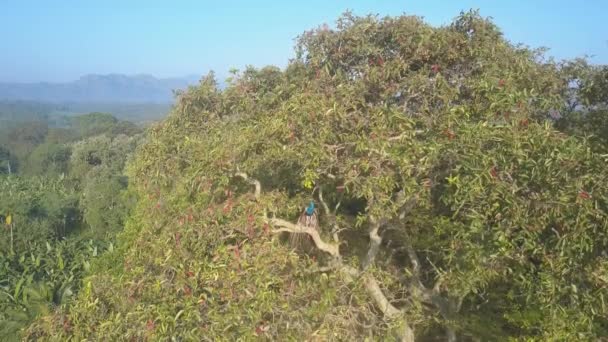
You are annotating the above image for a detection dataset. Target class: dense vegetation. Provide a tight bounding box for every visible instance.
[0,100,172,125]
[0,113,142,340]
[2,10,607,341]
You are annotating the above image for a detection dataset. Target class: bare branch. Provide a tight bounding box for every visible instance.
[334,199,342,213]
[403,241,457,341]
[268,214,414,341]
[345,266,415,342]
[268,217,340,258]
[332,190,344,213]
[318,186,331,215]
[362,271,402,318]
[235,172,261,200]
[398,196,418,220]
[404,242,421,276]
[362,216,383,270]
[341,265,414,341]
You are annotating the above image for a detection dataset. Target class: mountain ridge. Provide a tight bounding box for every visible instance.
[0,73,200,104]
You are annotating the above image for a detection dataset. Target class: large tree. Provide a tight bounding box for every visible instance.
[28,11,608,341]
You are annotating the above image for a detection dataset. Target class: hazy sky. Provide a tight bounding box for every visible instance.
[1,0,607,83]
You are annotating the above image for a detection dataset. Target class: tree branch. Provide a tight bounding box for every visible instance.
[403,241,456,341]
[318,186,331,215]
[267,214,414,341]
[363,271,402,318]
[268,217,340,258]
[235,172,261,200]
[340,265,415,342]
[362,216,383,270]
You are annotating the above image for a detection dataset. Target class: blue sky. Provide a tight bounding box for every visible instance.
[1,0,607,83]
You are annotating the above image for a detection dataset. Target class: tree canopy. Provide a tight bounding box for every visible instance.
[0,112,142,340]
[25,11,608,341]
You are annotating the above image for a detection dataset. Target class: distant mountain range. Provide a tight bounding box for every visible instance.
[0,74,200,104]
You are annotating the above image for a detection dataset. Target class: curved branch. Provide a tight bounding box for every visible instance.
[235,172,261,200]
[268,215,414,341]
[362,217,382,270]
[342,265,414,342]
[363,271,402,318]
[404,241,456,342]
[268,217,340,258]
[317,186,331,215]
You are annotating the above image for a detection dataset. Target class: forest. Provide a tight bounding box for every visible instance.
[2,10,608,341]
[0,111,142,340]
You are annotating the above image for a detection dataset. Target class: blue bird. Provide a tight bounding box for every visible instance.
[290,201,319,249]
[305,201,315,216]
[299,201,319,229]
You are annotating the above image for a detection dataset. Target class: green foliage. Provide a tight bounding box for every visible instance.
[0,146,16,174]
[0,176,91,339]
[0,238,107,341]
[0,112,141,338]
[69,134,140,238]
[27,10,608,341]
[0,112,142,176]
[0,176,80,248]
[556,59,608,151]
[25,143,72,177]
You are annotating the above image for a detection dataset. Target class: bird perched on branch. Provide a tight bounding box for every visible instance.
[298,201,319,230]
[289,201,319,249]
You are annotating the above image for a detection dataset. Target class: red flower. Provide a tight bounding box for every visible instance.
[498,79,506,87]
[490,166,499,179]
[519,118,529,127]
[579,191,591,200]
[223,199,233,214]
[263,223,270,235]
[186,271,195,278]
[146,319,155,331]
[62,317,72,333]
[175,232,181,247]
[247,225,255,239]
[431,64,441,73]
[184,286,192,296]
[443,129,456,140]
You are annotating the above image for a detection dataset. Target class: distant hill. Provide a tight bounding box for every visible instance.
[0,99,173,124]
[0,74,199,104]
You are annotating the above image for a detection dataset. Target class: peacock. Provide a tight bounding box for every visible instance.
[289,201,319,249]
